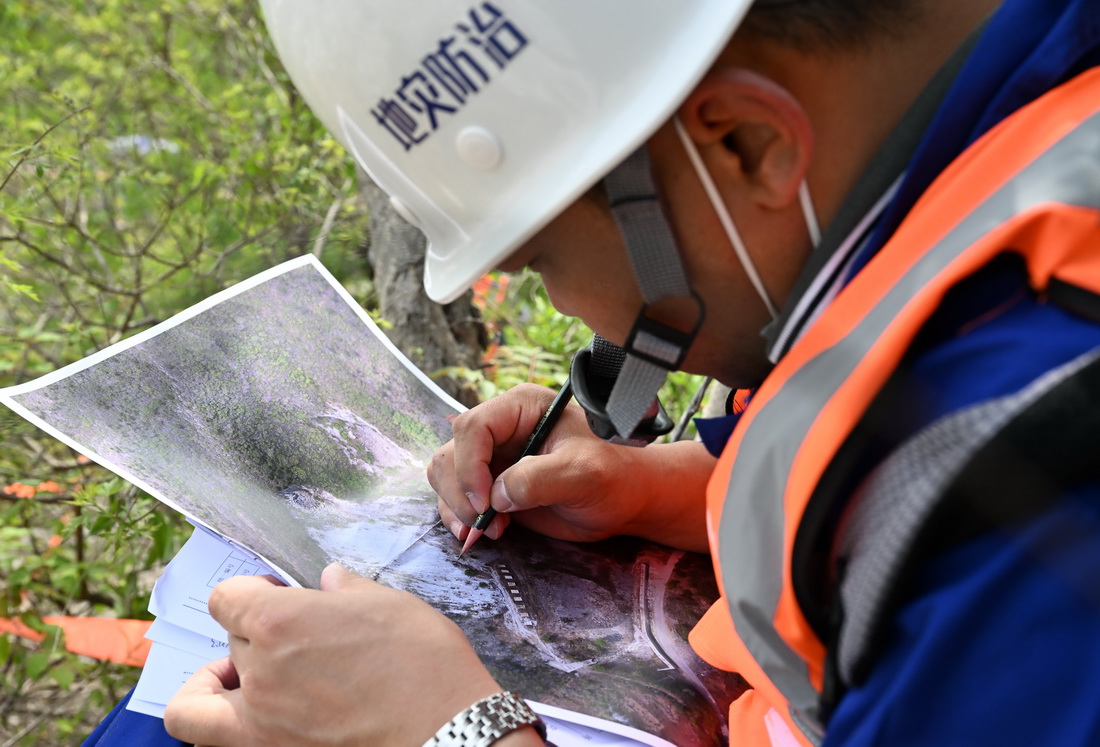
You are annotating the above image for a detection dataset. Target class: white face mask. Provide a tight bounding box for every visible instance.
[673,117,820,322]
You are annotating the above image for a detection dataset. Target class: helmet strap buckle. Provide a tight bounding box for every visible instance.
[622,292,706,371]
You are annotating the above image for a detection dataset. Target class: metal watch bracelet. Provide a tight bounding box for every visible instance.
[422,691,547,747]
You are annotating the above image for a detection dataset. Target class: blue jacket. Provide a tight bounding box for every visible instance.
[825,0,1100,744]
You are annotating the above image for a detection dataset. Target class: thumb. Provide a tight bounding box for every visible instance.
[491,450,580,514]
[320,562,372,592]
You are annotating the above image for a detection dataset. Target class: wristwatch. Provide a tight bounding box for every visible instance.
[423,691,547,747]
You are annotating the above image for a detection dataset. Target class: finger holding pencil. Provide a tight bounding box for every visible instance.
[460,379,574,555]
[429,380,714,553]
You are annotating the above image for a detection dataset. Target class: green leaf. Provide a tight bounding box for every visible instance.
[51,662,76,689]
[2,280,39,301]
[150,516,171,562]
[25,651,50,680]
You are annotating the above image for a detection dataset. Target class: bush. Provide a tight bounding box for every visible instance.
[0,1,367,742]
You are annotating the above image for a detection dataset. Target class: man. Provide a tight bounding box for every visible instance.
[155,0,1100,745]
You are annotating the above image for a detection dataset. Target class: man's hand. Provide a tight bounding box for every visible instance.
[429,383,716,552]
[164,564,503,746]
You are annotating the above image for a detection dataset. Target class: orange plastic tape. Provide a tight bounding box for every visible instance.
[0,616,152,667]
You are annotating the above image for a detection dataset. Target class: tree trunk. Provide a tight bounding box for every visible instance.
[357,169,484,409]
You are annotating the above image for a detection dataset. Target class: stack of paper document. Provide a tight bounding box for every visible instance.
[126,528,276,719]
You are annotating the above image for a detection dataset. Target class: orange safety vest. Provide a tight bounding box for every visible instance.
[690,67,1100,746]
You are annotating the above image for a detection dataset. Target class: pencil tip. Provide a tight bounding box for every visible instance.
[460,528,484,556]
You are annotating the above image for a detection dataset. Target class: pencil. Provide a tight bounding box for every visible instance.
[459,379,574,555]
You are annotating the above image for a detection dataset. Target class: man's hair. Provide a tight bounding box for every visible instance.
[743,0,926,52]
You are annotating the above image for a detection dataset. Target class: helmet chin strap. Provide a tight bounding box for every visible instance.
[571,118,820,443]
[571,142,704,442]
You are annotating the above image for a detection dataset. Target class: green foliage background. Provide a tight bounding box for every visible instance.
[0,1,707,743]
[0,2,370,741]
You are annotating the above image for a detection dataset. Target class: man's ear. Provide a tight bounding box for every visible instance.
[677,68,813,210]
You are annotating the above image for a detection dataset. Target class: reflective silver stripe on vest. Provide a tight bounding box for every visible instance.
[837,348,1100,684]
[717,107,1100,741]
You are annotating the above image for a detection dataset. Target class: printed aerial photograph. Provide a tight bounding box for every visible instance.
[5,260,745,745]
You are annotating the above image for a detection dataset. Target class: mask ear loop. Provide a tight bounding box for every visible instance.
[673,117,778,319]
[673,117,821,321]
[799,180,822,247]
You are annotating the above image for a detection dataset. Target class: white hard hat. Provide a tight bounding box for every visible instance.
[260,0,753,303]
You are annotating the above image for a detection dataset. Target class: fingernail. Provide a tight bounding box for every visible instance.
[466,490,488,514]
[449,520,465,539]
[491,479,513,513]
